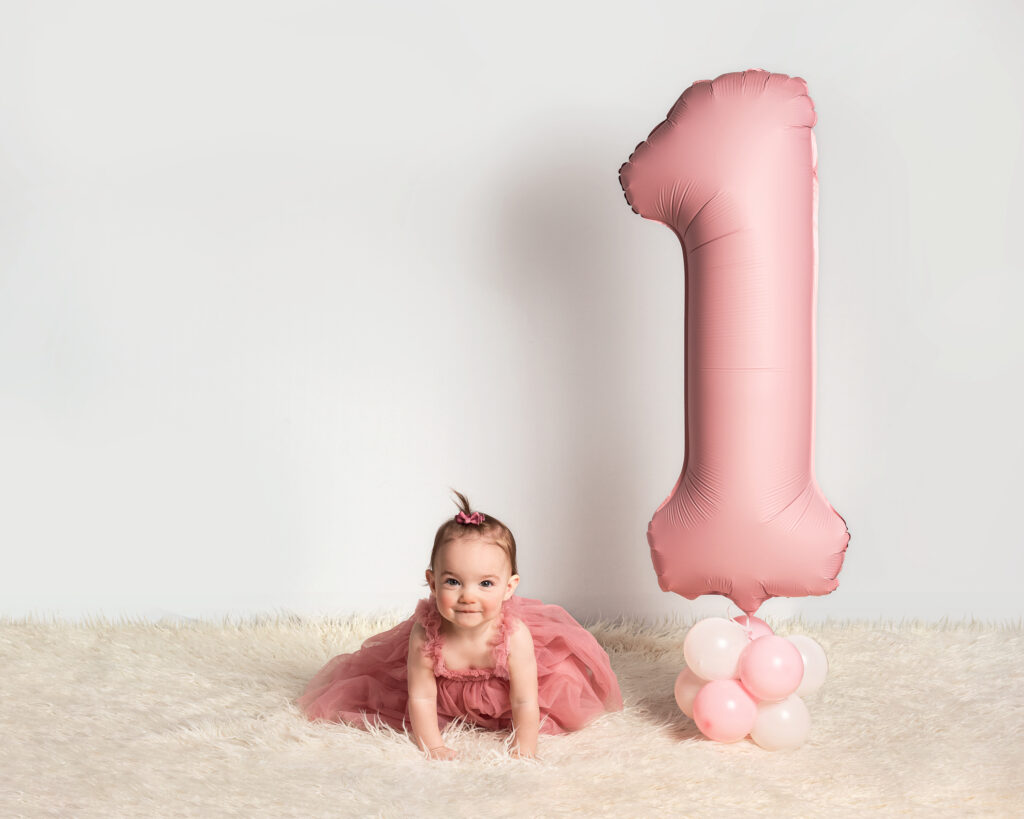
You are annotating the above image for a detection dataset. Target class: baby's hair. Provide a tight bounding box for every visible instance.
[429,489,518,576]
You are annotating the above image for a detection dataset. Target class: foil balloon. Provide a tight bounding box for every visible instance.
[619,69,849,614]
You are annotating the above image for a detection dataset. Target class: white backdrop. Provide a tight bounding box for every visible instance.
[2,0,1022,623]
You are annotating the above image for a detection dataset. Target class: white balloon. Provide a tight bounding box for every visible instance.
[750,694,811,751]
[683,617,749,681]
[787,635,828,697]
[673,666,705,718]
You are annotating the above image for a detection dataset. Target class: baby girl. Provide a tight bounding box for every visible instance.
[297,491,623,759]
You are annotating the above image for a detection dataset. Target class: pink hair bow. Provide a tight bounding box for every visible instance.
[455,511,485,525]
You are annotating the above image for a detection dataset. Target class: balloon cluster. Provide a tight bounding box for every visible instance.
[674,616,828,750]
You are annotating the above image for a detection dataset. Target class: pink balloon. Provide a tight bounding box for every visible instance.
[738,635,804,702]
[692,679,757,743]
[733,614,773,640]
[673,666,705,719]
[619,69,850,615]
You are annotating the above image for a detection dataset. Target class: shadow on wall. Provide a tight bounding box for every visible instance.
[470,121,677,620]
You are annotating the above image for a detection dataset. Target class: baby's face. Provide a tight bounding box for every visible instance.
[426,535,518,630]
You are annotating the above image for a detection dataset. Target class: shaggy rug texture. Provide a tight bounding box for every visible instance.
[2,610,1022,818]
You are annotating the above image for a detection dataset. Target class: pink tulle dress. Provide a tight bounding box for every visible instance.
[297,595,623,735]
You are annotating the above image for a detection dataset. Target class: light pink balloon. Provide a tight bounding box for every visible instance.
[738,635,804,702]
[751,694,811,751]
[619,69,850,615]
[674,666,705,719]
[682,617,748,680]
[733,614,773,640]
[788,634,828,697]
[692,679,758,743]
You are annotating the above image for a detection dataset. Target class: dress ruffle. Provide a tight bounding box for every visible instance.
[297,595,623,736]
[416,596,514,680]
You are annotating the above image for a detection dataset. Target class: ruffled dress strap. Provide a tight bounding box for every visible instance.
[490,594,522,679]
[413,597,446,673]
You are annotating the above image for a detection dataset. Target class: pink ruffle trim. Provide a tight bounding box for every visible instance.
[415,595,520,681]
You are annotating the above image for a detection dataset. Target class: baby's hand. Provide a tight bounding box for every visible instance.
[426,745,459,761]
[510,747,537,760]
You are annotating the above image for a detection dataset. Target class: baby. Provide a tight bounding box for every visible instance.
[297,491,623,759]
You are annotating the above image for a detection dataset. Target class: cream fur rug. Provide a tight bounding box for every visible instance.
[2,611,1022,818]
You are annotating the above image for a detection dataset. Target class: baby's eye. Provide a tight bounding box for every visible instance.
[480,580,494,588]
[443,578,460,586]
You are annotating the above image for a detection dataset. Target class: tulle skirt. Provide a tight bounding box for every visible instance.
[297,595,623,735]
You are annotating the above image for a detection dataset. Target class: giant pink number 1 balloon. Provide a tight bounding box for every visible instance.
[619,69,849,615]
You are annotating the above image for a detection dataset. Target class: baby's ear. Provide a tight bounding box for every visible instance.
[425,569,435,594]
[504,574,520,599]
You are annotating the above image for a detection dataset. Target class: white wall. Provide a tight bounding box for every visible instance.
[2,0,1022,623]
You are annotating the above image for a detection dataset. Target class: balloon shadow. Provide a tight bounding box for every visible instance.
[477,120,669,621]
[618,651,704,741]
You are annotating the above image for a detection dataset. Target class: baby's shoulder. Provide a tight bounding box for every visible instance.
[503,616,536,680]
[407,620,432,663]
[506,616,534,649]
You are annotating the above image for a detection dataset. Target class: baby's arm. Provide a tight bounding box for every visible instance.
[407,623,456,760]
[507,620,540,758]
